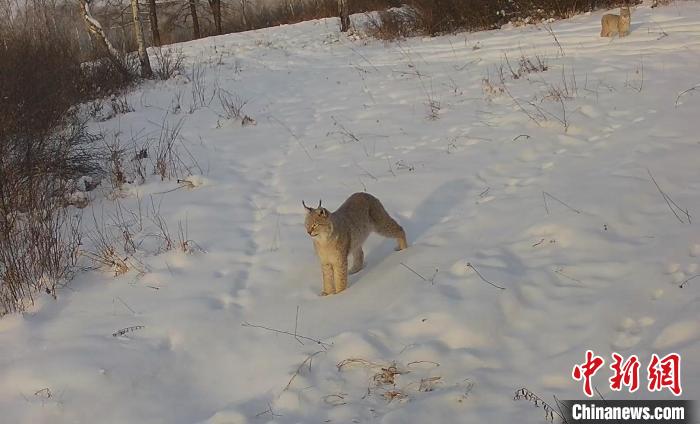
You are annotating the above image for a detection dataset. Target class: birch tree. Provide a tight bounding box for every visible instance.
[130,0,153,78]
[79,0,130,78]
[239,0,249,31]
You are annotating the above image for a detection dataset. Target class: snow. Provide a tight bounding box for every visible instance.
[2,2,700,422]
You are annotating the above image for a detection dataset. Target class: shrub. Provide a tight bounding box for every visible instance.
[152,47,185,80]
[0,4,123,314]
[369,0,638,37]
[367,7,419,40]
[0,114,96,314]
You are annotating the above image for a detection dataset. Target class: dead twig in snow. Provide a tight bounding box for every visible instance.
[266,115,313,161]
[675,84,700,108]
[283,350,324,392]
[241,320,331,349]
[400,262,438,284]
[417,376,442,392]
[647,169,691,224]
[514,387,567,424]
[544,24,565,57]
[678,274,700,288]
[254,402,281,418]
[554,267,582,284]
[407,360,440,368]
[112,325,145,337]
[542,191,581,215]
[466,262,506,290]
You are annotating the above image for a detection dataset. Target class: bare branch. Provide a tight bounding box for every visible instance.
[466,263,506,290]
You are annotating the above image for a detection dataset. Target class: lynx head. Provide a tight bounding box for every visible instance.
[303,200,332,239]
[620,6,631,19]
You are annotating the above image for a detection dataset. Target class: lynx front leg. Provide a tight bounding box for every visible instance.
[349,248,364,274]
[321,263,334,296]
[333,257,349,294]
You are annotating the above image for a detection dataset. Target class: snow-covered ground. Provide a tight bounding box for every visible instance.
[2,2,699,423]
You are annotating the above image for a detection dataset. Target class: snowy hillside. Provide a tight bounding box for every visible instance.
[1,2,699,423]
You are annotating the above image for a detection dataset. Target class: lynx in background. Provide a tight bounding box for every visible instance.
[601,6,631,37]
[304,193,408,296]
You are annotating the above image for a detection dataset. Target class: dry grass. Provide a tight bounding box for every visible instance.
[152,47,185,80]
[336,357,444,403]
[0,195,82,313]
[218,89,255,126]
[84,195,200,278]
[514,387,565,423]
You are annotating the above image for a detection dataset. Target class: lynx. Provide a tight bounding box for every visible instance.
[601,6,631,37]
[304,193,408,295]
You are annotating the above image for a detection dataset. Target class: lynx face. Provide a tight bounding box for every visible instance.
[621,7,631,24]
[304,207,332,239]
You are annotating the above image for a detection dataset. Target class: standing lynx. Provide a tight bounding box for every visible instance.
[304,193,408,296]
[601,6,631,37]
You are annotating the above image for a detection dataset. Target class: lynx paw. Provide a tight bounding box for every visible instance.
[320,291,332,297]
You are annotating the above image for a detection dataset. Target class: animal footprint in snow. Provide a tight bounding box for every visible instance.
[664,258,700,287]
[689,244,700,257]
[612,316,654,350]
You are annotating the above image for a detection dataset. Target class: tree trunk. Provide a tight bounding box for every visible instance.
[147,0,161,46]
[131,0,153,78]
[79,0,130,78]
[287,0,295,19]
[239,0,248,30]
[189,0,201,39]
[208,0,222,35]
[338,0,350,32]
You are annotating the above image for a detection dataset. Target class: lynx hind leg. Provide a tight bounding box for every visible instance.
[321,263,334,296]
[349,248,364,274]
[370,199,408,251]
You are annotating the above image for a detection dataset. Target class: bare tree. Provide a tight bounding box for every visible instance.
[239,0,249,30]
[130,0,153,77]
[79,0,130,78]
[189,0,201,39]
[338,0,349,32]
[208,0,222,34]
[286,0,296,19]
[147,0,161,46]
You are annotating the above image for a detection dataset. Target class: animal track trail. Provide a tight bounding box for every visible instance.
[235,103,318,300]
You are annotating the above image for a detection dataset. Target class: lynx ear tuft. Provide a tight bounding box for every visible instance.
[302,200,314,212]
